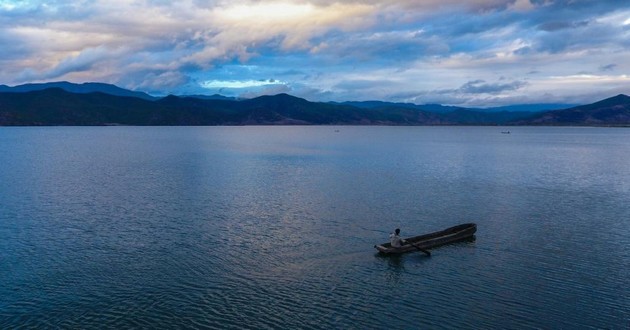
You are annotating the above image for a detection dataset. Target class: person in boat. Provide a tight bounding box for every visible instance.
[389,228,406,248]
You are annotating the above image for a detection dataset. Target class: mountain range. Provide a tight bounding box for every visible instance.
[0,82,628,126]
[0,81,156,100]
[335,100,574,113]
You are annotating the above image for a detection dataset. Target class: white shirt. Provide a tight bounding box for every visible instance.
[389,233,404,248]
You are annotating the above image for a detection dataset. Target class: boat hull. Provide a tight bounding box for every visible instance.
[374,223,477,254]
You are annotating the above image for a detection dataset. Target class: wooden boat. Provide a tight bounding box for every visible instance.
[374,223,477,254]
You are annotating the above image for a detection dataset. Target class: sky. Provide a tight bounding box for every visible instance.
[1,0,629,106]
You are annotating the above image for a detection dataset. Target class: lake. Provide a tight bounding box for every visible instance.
[1,126,628,329]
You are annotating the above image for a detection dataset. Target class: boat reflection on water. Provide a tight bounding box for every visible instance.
[376,235,476,285]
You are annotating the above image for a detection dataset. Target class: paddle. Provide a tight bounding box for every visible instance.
[407,241,431,256]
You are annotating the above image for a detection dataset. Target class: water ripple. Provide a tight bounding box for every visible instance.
[1,126,629,329]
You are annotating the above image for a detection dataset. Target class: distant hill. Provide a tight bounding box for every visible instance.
[339,100,573,113]
[177,94,239,101]
[0,85,627,126]
[511,94,630,126]
[0,89,446,125]
[338,100,425,110]
[0,81,156,100]
[484,103,574,112]
[0,88,162,125]
[154,93,451,125]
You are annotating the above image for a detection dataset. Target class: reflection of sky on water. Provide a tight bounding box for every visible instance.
[1,126,628,329]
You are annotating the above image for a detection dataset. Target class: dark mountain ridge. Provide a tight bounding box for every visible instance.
[512,94,630,126]
[0,81,156,100]
[339,100,574,113]
[0,83,628,126]
[0,88,446,125]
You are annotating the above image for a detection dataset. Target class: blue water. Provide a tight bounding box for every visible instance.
[1,126,628,329]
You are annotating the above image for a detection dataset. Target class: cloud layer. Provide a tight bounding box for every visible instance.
[1,0,629,105]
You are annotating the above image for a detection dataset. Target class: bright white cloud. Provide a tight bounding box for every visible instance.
[187,1,374,62]
[219,2,315,21]
[201,79,286,89]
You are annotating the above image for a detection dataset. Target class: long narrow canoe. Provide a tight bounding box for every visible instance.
[374,223,477,254]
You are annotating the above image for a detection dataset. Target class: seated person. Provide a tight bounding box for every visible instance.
[389,228,406,248]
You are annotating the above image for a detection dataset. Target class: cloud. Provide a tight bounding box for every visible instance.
[599,63,617,72]
[0,0,629,105]
[459,79,528,94]
[201,79,286,89]
[43,46,116,80]
[309,29,451,62]
[537,20,589,32]
[134,71,190,93]
[182,1,375,67]
[1,0,376,85]
[195,75,293,98]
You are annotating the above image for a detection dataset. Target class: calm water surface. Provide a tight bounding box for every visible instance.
[1,126,629,329]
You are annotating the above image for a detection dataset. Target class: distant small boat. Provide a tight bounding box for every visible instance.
[501,131,510,134]
[374,223,477,254]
